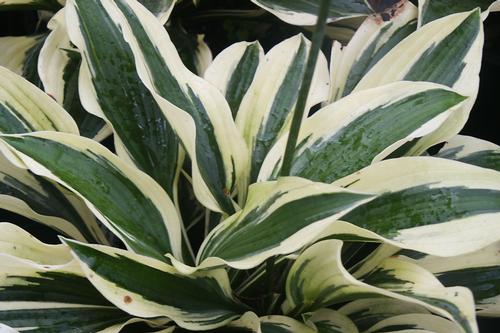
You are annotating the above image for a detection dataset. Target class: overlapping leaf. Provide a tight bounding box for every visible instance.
[65,239,247,331]
[0,132,182,261]
[197,177,373,270]
[403,241,500,317]
[250,0,403,26]
[0,155,106,243]
[329,1,417,102]
[437,135,499,171]
[419,0,500,26]
[259,82,466,183]
[204,41,264,118]
[338,298,430,332]
[0,34,46,84]
[79,0,248,214]
[305,309,359,333]
[0,229,134,333]
[354,10,483,154]
[66,0,181,197]
[0,66,78,134]
[39,9,108,140]
[284,239,477,333]
[236,34,329,184]
[330,157,500,257]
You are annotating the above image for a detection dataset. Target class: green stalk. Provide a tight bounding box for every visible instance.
[279,0,332,177]
[264,0,331,311]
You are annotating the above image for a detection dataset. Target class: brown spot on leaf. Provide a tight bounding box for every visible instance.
[124,295,133,304]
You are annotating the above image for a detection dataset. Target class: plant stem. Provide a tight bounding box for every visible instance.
[279,0,332,177]
[264,0,331,312]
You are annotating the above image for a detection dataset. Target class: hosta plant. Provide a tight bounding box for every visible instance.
[0,0,500,332]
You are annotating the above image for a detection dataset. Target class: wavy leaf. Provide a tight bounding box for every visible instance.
[65,239,247,331]
[250,0,403,26]
[259,82,466,183]
[284,239,477,333]
[39,9,108,141]
[403,241,500,317]
[0,132,182,261]
[236,34,329,184]
[0,155,106,243]
[81,0,248,214]
[0,255,133,332]
[66,0,182,197]
[204,41,264,118]
[330,157,500,257]
[197,177,372,270]
[354,10,483,154]
[0,66,78,135]
[437,135,499,171]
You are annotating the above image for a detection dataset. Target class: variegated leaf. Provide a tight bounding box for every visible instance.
[236,34,329,184]
[284,239,477,333]
[0,222,71,264]
[304,308,359,333]
[354,10,483,155]
[0,132,182,261]
[260,315,316,333]
[331,157,500,257]
[338,298,430,332]
[65,239,248,331]
[419,0,500,26]
[259,82,466,183]
[437,135,499,171]
[39,9,108,141]
[330,1,417,101]
[66,0,181,197]
[250,0,402,26]
[365,314,463,333]
[82,0,248,214]
[0,255,134,332]
[0,155,106,243]
[197,177,373,270]
[0,66,78,135]
[204,41,264,118]
[0,34,46,84]
[402,241,500,317]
